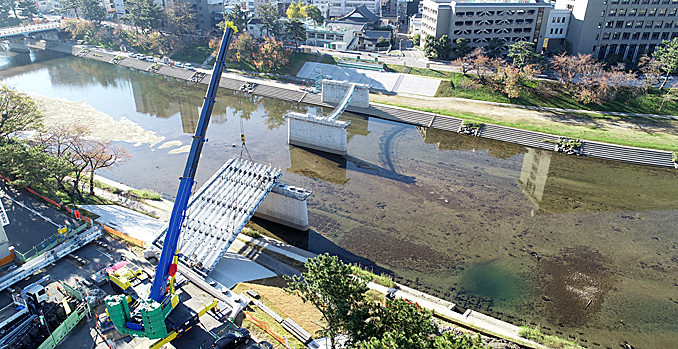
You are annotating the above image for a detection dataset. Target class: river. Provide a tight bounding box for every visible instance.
[1,50,677,348]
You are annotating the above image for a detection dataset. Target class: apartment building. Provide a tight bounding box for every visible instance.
[557,0,678,62]
[543,8,570,50]
[421,0,551,53]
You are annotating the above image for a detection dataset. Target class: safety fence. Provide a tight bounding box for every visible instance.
[15,223,89,263]
[37,302,91,349]
[102,224,145,247]
[244,311,290,348]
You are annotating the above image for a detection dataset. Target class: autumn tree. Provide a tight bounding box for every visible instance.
[81,140,129,195]
[226,32,258,64]
[253,37,291,72]
[286,1,305,19]
[0,85,43,140]
[469,47,490,82]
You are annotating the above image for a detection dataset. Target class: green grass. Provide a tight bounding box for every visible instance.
[170,44,212,63]
[128,189,162,201]
[384,63,678,116]
[519,327,584,349]
[374,100,678,151]
[226,52,335,77]
[351,265,396,288]
[241,227,263,239]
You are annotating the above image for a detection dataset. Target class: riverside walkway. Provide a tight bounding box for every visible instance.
[69,45,676,169]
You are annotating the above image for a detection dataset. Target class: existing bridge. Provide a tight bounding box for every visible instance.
[0,22,60,52]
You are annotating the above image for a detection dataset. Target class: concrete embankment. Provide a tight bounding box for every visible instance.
[58,44,676,169]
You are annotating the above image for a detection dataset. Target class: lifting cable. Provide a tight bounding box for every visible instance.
[235,79,253,161]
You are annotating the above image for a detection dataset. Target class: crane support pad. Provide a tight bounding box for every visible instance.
[153,157,282,274]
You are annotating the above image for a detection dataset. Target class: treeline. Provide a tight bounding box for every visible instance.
[0,85,128,204]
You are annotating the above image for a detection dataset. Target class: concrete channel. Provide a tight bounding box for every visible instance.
[58,43,676,169]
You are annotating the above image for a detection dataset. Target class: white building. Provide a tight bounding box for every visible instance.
[306,21,362,49]
[327,0,381,18]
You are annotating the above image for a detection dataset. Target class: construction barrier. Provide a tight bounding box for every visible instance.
[37,303,91,349]
[103,224,145,247]
[244,311,290,348]
[15,224,89,263]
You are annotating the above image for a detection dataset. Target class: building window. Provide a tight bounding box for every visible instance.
[636,20,643,27]
[658,8,667,16]
[629,8,637,16]
[661,32,669,39]
[626,21,633,27]
[632,32,640,39]
[642,32,650,39]
[622,32,630,39]
[613,32,620,39]
[656,20,664,27]
[648,8,657,16]
[651,32,660,39]
[619,9,627,16]
[603,32,611,39]
[666,20,674,28]
[646,20,654,27]
[607,21,614,27]
[670,8,677,16]
[595,33,600,39]
[639,9,647,16]
[609,9,617,16]
[616,20,624,28]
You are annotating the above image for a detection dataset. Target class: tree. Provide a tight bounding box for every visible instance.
[285,19,306,49]
[58,0,80,17]
[507,41,538,70]
[124,0,164,33]
[423,34,437,58]
[258,3,282,37]
[285,254,370,349]
[223,4,247,33]
[0,85,43,140]
[469,47,490,82]
[166,1,197,35]
[286,1,305,19]
[485,38,504,57]
[227,32,258,63]
[412,33,421,47]
[454,38,471,58]
[81,140,129,195]
[253,37,291,72]
[660,87,678,112]
[78,0,105,22]
[305,5,323,25]
[437,35,452,59]
[15,0,37,19]
[651,38,678,89]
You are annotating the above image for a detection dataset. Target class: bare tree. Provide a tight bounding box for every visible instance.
[80,140,130,195]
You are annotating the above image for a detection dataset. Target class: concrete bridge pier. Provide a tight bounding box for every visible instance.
[32,29,58,41]
[287,80,370,156]
[254,182,312,231]
[7,35,28,53]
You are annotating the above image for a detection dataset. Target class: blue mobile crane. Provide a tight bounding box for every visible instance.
[104,27,235,344]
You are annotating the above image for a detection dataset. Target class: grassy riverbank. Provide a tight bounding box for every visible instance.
[370,94,678,151]
[385,63,678,116]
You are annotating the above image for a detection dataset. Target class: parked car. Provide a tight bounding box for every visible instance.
[137,54,146,60]
[175,62,184,68]
[128,53,137,58]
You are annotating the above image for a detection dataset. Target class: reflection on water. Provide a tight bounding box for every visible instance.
[1,56,677,349]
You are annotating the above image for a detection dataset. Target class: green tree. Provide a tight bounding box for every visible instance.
[0,85,43,140]
[304,4,323,25]
[286,1,305,19]
[0,143,72,197]
[454,38,472,58]
[412,33,421,47]
[15,0,37,19]
[652,38,678,89]
[78,0,105,22]
[166,1,197,35]
[285,18,306,49]
[227,32,258,63]
[507,40,539,70]
[285,254,370,349]
[0,0,19,27]
[485,37,504,57]
[223,4,247,33]
[423,34,437,57]
[124,0,164,33]
[58,0,80,17]
[258,3,282,37]
[437,35,452,59]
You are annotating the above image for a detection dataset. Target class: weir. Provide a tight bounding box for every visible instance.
[287,80,370,155]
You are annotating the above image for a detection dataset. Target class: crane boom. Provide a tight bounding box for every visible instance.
[149,27,235,302]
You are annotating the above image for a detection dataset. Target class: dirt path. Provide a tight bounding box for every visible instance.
[370,93,678,150]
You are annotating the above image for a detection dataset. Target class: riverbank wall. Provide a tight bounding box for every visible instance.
[57,44,676,169]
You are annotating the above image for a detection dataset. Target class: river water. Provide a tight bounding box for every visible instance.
[1,50,677,348]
